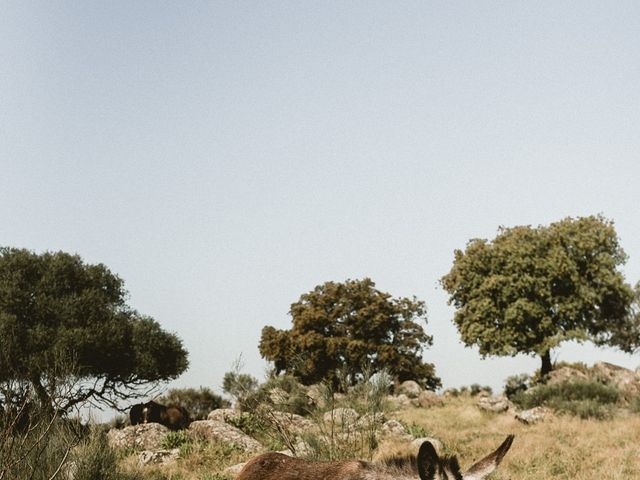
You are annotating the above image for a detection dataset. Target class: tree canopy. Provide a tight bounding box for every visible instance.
[0,248,189,412]
[259,278,440,390]
[441,215,635,376]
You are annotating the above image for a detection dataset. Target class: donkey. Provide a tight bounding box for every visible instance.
[235,435,514,480]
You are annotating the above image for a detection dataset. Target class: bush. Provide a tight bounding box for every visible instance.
[512,380,620,419]
[469,384,493,396]
[157,387,230,420]
[240,375,309,415]
[504,373,530,399]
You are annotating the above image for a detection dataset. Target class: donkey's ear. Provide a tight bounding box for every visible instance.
[463,435,514,480]
[417,441,440,480]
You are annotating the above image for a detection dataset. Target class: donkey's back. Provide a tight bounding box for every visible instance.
[235,435,514,480]
[236,452,373,480]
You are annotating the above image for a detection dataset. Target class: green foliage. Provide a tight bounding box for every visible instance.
[441,216,634,375]
[512,380,620,419]
[240,374,309,415]
[224,412,264,436]
[504,373,531,399]
[71,430,123,480]
[631,395,640,414]
[161,430,191,449]
[158,387,229,420]
[0,248,189,411]
[222,371,259,404]
[469,383,493,396]
[259,278,440,390]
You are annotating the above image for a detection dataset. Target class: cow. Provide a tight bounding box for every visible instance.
[140,400,191,431]
[129,403,145,426]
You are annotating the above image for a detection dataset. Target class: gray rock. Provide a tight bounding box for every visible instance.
[398,380,423,398]
[323,407,359,429]
[107,423,170,450]
[476,395,511,413]
[208,408,242,423]
[411,436,443,453]
[416,391,444,409]
[188,419,263,452]
[515,407,549,425]
[138,448,180,466]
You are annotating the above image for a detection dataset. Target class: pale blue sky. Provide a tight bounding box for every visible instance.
[2,2,639,403]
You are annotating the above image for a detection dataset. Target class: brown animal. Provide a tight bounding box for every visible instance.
[235,435,514,480]
[141,400,191,431]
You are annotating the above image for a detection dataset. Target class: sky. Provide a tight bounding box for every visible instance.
[1,1,639,407]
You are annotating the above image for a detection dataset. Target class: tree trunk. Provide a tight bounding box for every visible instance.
[540,350,552,378]
[29,373,54,416]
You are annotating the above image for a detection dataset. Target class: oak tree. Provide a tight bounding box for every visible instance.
[0,248,189,412]
[441,216,634,377]
[259,278,440,390]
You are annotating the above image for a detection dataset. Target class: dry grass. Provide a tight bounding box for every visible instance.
[118,395,640,479]
[395,396,640,480]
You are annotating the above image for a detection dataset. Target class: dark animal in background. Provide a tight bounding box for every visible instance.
[129,403,144,426]
[141,400,191,431]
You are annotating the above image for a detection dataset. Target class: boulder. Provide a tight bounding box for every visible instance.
[592,362,640,399]
[385,394,413,410]
[515,407,550,425]
[397,380,423,398]
[417,391,444,409]
[411,436,443,453]
[225,462,248,478]
[188,420,263,452]
[306,384,327,408]
[476,395,511,413]
[546,366,589,385]
[262,409,316,435]
[207,408,242,423]
[380,419,410,439]
[323,407,359,430]
[138,448,180,466]
[107,423,169,450]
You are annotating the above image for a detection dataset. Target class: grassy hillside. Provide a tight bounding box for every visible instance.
[120,394,640,480]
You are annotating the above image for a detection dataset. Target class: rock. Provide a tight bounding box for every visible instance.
[208,408,242,423]
[416,391,444,409]
[515,407,550,425]
[107,423,170,450]
[546,366,589,385]
[380,419,410,439]
[268,387,289,405]
[411,437,443,453]
[398,380,423,398]
[386,394,413,410]
[323,407,359,429]
[476,395,511,413]
[188,420,263,452]
[355,412,386,429]
[306,384,327,408]
[138,448,180,466]
[261,409,316,435]
[225,462,248,477]
[592,362,640,400]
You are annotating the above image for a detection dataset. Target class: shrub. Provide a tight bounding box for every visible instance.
[240,375,309,415]
[512,380,620,419]
[157,387,230,420]
[504,373,530,399]
[469,384,493,396]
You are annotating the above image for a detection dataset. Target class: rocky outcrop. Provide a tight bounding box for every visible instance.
[188,420,263,452]
[107,423,169,450]
[397,380,422,398]
[417,391,444,409]
[546,366,589,385]
[592,362,640,400]
[515,407,550,425]
[207,408,242,423]
[323,407,359,429]
[476,395,511,413]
